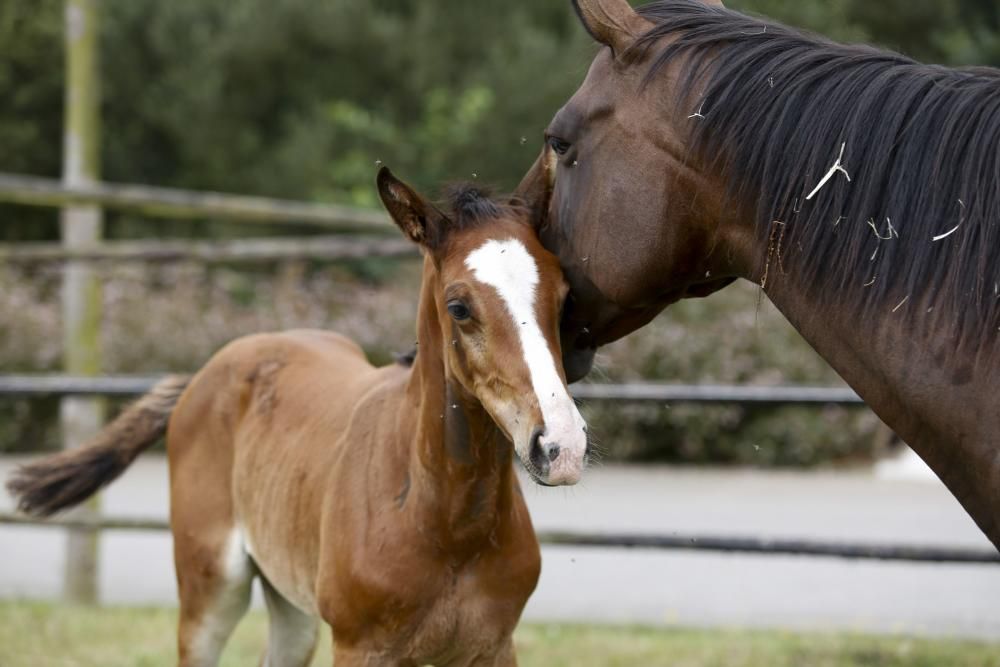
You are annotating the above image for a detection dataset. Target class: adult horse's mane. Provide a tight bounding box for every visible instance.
[635,1,1000,344]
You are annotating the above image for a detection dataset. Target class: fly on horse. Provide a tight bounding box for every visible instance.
[8,167,588,666]
[538,0,1000,548]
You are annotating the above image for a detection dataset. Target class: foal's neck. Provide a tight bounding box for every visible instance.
[404,259,517,548]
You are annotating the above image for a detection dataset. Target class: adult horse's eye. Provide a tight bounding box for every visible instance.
[547,136,571,156]
[447,301,471,321]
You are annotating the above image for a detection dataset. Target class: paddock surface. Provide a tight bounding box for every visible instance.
[1,455,998,640]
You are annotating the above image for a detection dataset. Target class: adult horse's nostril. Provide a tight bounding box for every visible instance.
[546,443,561,462]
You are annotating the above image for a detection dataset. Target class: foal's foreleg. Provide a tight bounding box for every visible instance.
[467,639,518,667]
[332,646,414,667]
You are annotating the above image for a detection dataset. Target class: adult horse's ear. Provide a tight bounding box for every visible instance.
[512,146,557,230]
[376,167,444,248]
[571,0,651,55]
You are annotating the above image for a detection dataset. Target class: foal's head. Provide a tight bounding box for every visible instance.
[377,167,588,486]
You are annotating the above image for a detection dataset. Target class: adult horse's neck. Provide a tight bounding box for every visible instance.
[643,9,1000,547]
[404,257,518,552]
[760,268,1000,547]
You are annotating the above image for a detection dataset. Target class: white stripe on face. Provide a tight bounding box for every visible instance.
[465,238,587,484]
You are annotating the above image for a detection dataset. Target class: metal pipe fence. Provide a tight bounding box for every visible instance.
[1,512,995,564]
[0,374,865,405]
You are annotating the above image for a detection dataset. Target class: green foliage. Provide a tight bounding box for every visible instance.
[732,0,1000,65]
[1,0,997,234]
[0,0,63,240]
[98,0,591,205]
[0,0,63,178]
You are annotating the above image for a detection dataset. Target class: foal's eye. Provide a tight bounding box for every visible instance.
[447,301,471,321]
[547,136,571,156]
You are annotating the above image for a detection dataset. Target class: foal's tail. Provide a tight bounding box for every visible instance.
[6,374,190,517]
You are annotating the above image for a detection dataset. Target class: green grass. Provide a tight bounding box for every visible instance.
[0,601,997,666]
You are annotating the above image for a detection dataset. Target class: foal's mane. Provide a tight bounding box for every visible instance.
[395,184,528,367]
[443,183,527,230]
[636,1,1000,342]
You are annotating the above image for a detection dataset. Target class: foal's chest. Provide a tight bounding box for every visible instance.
[326,536,541,662]
[393,554,540,661]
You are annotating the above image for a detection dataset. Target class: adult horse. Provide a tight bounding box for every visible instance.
[534,0,1000,548]
[9,168,588,666]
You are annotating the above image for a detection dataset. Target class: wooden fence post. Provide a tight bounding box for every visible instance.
[60,0,104,605]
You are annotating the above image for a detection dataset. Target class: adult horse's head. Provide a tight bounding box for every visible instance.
[533,0,1000,551]
[537,0,742,381]
[377,167,589,486]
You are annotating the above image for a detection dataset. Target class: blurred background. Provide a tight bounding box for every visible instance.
[1,1,999,665]
[2,0,1000,463]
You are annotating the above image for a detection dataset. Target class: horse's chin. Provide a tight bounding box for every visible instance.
[517,450,588,487]
[527,472,557,488]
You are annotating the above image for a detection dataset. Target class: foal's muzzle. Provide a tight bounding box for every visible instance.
[524,424,588,486]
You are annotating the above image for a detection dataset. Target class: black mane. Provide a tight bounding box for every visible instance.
[636,1,1000,344]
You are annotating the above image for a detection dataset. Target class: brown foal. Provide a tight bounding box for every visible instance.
[8,167,589,666]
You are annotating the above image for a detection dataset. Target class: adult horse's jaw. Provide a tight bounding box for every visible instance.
[562,341,596,384]
[559,302,597,382]
[557,273,736,383]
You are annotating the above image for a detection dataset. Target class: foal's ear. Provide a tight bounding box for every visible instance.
[571,0,652,55]
[376,167,445,248]
[512,145,557,230]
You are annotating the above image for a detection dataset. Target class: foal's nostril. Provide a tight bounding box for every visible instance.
[546,443,561,462]
[528,426,551,478]
[529,426,544,453]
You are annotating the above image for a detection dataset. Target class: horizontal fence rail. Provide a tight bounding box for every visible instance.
[0,374,865,405]
[0,512,995,564]
[0,236,418,263]
[571,383,864,405]
[0,375,163,397]
[0,172,393,231]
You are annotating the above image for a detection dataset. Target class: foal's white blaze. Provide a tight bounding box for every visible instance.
[465,238,587,484]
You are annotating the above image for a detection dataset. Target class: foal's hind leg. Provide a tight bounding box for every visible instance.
[173,526,255,667]
[259,576,318,667]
